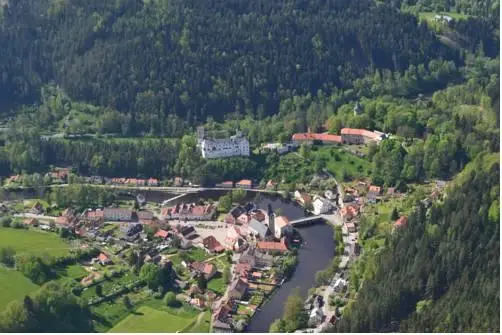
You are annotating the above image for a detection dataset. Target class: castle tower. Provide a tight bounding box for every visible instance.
[197,126,205,142]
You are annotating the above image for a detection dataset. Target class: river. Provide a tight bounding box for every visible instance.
[130,189,336,332]
[2,187,335,331]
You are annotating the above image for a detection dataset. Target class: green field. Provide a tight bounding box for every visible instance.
[0,267,39,310]
[183,311,211,333]
[109,306,196,333]
[0,227,72,258]
[207,274,225,295]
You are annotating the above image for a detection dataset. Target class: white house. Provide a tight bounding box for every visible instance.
[313,196,332,215]
[274,215,293,239]
[198,127,250,159]
[309,307,324,326]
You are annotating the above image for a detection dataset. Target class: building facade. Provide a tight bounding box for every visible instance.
[340,128,385,145]
[198,127,250,159]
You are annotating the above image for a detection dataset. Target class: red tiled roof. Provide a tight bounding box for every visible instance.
[341,128,381,140]
[191,261,215,275]
[292,133,341,143]
[256,240,288,252]
[221,181,234,186]
[266,180,276,188]
[56,216,70,225]
[203,236,224,252]
[341,205,359,219]
[236,179,252,186]
[369,185,382,193]
[98,253,109,262]
[395,216,408,227]
[155,229,169,239]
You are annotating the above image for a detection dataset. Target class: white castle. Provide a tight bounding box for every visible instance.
[197,127,250,159]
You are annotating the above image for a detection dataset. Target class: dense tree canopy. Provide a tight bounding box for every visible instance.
[330,153,499,332]
[0,0,458,126]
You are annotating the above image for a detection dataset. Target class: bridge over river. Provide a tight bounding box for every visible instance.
[290,213,342,227]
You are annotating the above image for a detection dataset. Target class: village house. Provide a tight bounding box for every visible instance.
[177,225,197,239]
[256,238,288,254]
[340,128,385,144]
[233,263,252,279]
[212,302,233,332]
[294,190,312,207]
[368,185,382,194]
[147,178,159,186]
[341,205,359,221]
[154,229,170,239]
[93,252,112,266]
[216,181,234,188]
[266,180,276,189]
[103,208,134,222]
[238,247,274,268]
[225,206,246,225]
[236,179,253,189]
[228,278,249,299]
[313,196,332,215]
[161,203,216,221]
[202,235,224,253]
[224,226,248,252]
[173,177,184,187]
[247,219,273,241]
[309,307,324,326]
[190,261,217,280]
[237,213,252,225]
[394,216,408,228]
[274,215,292,239]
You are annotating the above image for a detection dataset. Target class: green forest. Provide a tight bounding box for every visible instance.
[331,153,499,332]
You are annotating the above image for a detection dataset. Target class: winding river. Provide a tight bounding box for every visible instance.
[3,186,335,332]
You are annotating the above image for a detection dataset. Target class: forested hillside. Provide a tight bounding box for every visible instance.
[331,153,500,332]
[0,0,459,126]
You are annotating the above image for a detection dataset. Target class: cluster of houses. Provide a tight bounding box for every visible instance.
[224,203,293,244]
[294,190,335,215]
[160,203,216,221]
[212,245,281,332]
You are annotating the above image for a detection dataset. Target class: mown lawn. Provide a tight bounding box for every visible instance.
[207,273,226,295]
[266,145,370,184]
[108,306,196,333]
[0,227,72,258]
[183,311,211,333]
[0,267,39,310]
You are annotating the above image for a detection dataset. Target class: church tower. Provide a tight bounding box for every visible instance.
[267,204,275,241]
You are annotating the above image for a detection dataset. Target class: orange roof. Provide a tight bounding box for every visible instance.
[191,261,215,275]
[221,181,234,185]
[395,216,408,227]
[56,216,70,225]
[155,229,169,238]
[203,236,224,252]
[266,180,275,187]
[275,216,290,228]
[98,253,109,262]
[236,179,252,186]
[256,240,288,252]
[369,185,382,193]
[292,133,341,143]
[341,205,359,218]
[341,128,381,140]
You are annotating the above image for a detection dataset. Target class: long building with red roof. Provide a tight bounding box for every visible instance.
[340,128,385,144]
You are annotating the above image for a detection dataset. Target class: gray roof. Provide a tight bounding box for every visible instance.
[248,219,269,238]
